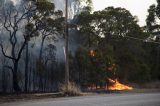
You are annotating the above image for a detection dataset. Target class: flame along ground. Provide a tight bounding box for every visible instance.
[107,78,133,90]
[88,78,133,90]
[88,50,133,91]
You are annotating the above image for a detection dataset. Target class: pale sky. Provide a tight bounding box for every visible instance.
[92,0,157,26]
[10,0,156,26]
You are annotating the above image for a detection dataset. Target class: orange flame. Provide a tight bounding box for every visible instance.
[90,50,96,57]
[108,78,133,90]
[87,79,133,91]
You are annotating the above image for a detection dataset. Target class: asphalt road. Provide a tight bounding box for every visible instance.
[1,93,160,106]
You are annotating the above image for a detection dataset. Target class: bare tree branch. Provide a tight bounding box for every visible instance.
[0,43,16,60]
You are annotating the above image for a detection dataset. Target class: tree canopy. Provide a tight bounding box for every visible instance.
[75,7,151,86]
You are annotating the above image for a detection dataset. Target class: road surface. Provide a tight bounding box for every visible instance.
[1,93,160,106]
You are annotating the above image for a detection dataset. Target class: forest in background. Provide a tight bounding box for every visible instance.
[0,0,160,93]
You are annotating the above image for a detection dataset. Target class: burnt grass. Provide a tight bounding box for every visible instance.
[0,90,118,104]
[0,92,64,104]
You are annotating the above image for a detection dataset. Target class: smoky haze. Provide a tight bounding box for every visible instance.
[0,0,84,92]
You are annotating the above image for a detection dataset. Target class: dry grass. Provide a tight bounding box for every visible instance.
[59,82,82,96]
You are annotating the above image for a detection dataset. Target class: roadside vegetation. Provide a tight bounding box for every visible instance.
[0,0,160,95]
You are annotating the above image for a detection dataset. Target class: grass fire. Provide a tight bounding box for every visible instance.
[87,78,133,91]
[87,49,133,91]
[0,0,160,98]
[107,78,133,90]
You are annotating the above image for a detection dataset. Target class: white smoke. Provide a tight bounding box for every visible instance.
[5,0,20,5]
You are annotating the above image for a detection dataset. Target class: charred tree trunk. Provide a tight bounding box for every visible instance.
[38,37,45,91]
[39,37,45,61]
[2,69,7,93]
[25,43,29,92]
[12,61,21,93]
[65,0,70,88]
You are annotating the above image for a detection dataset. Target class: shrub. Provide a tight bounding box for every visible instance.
[59,82,82,96]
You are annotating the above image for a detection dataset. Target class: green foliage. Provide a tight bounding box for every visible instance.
[146,0,160,80]
[75,6,152,86]
[24,0,64,39]
[146,0,160,35]
[156,0,160,18]
[36,0,55,15]
[129,63,151,83]
[75,46,116,86]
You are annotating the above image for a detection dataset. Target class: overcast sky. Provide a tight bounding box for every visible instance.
[92,0,157,26]
[10,0,157,26]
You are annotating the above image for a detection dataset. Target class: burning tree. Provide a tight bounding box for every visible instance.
[75,6,149,90]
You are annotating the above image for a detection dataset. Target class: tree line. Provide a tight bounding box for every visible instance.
[72,1,160,88]
[0,0,160,93]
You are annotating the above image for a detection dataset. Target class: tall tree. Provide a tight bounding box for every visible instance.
[76,7,149,86]
[0,1,38,92]
[146,0,160,36]
[0,0,63,92]
[146,0,160,80]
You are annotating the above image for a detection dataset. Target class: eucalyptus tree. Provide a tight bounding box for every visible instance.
[0,0,64,92]
[146,0,160,80]
[146,0,160,35]
[0,1,36,92]
[35,5,64,91]
[24,0,64,92]
[76,7,149,85]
